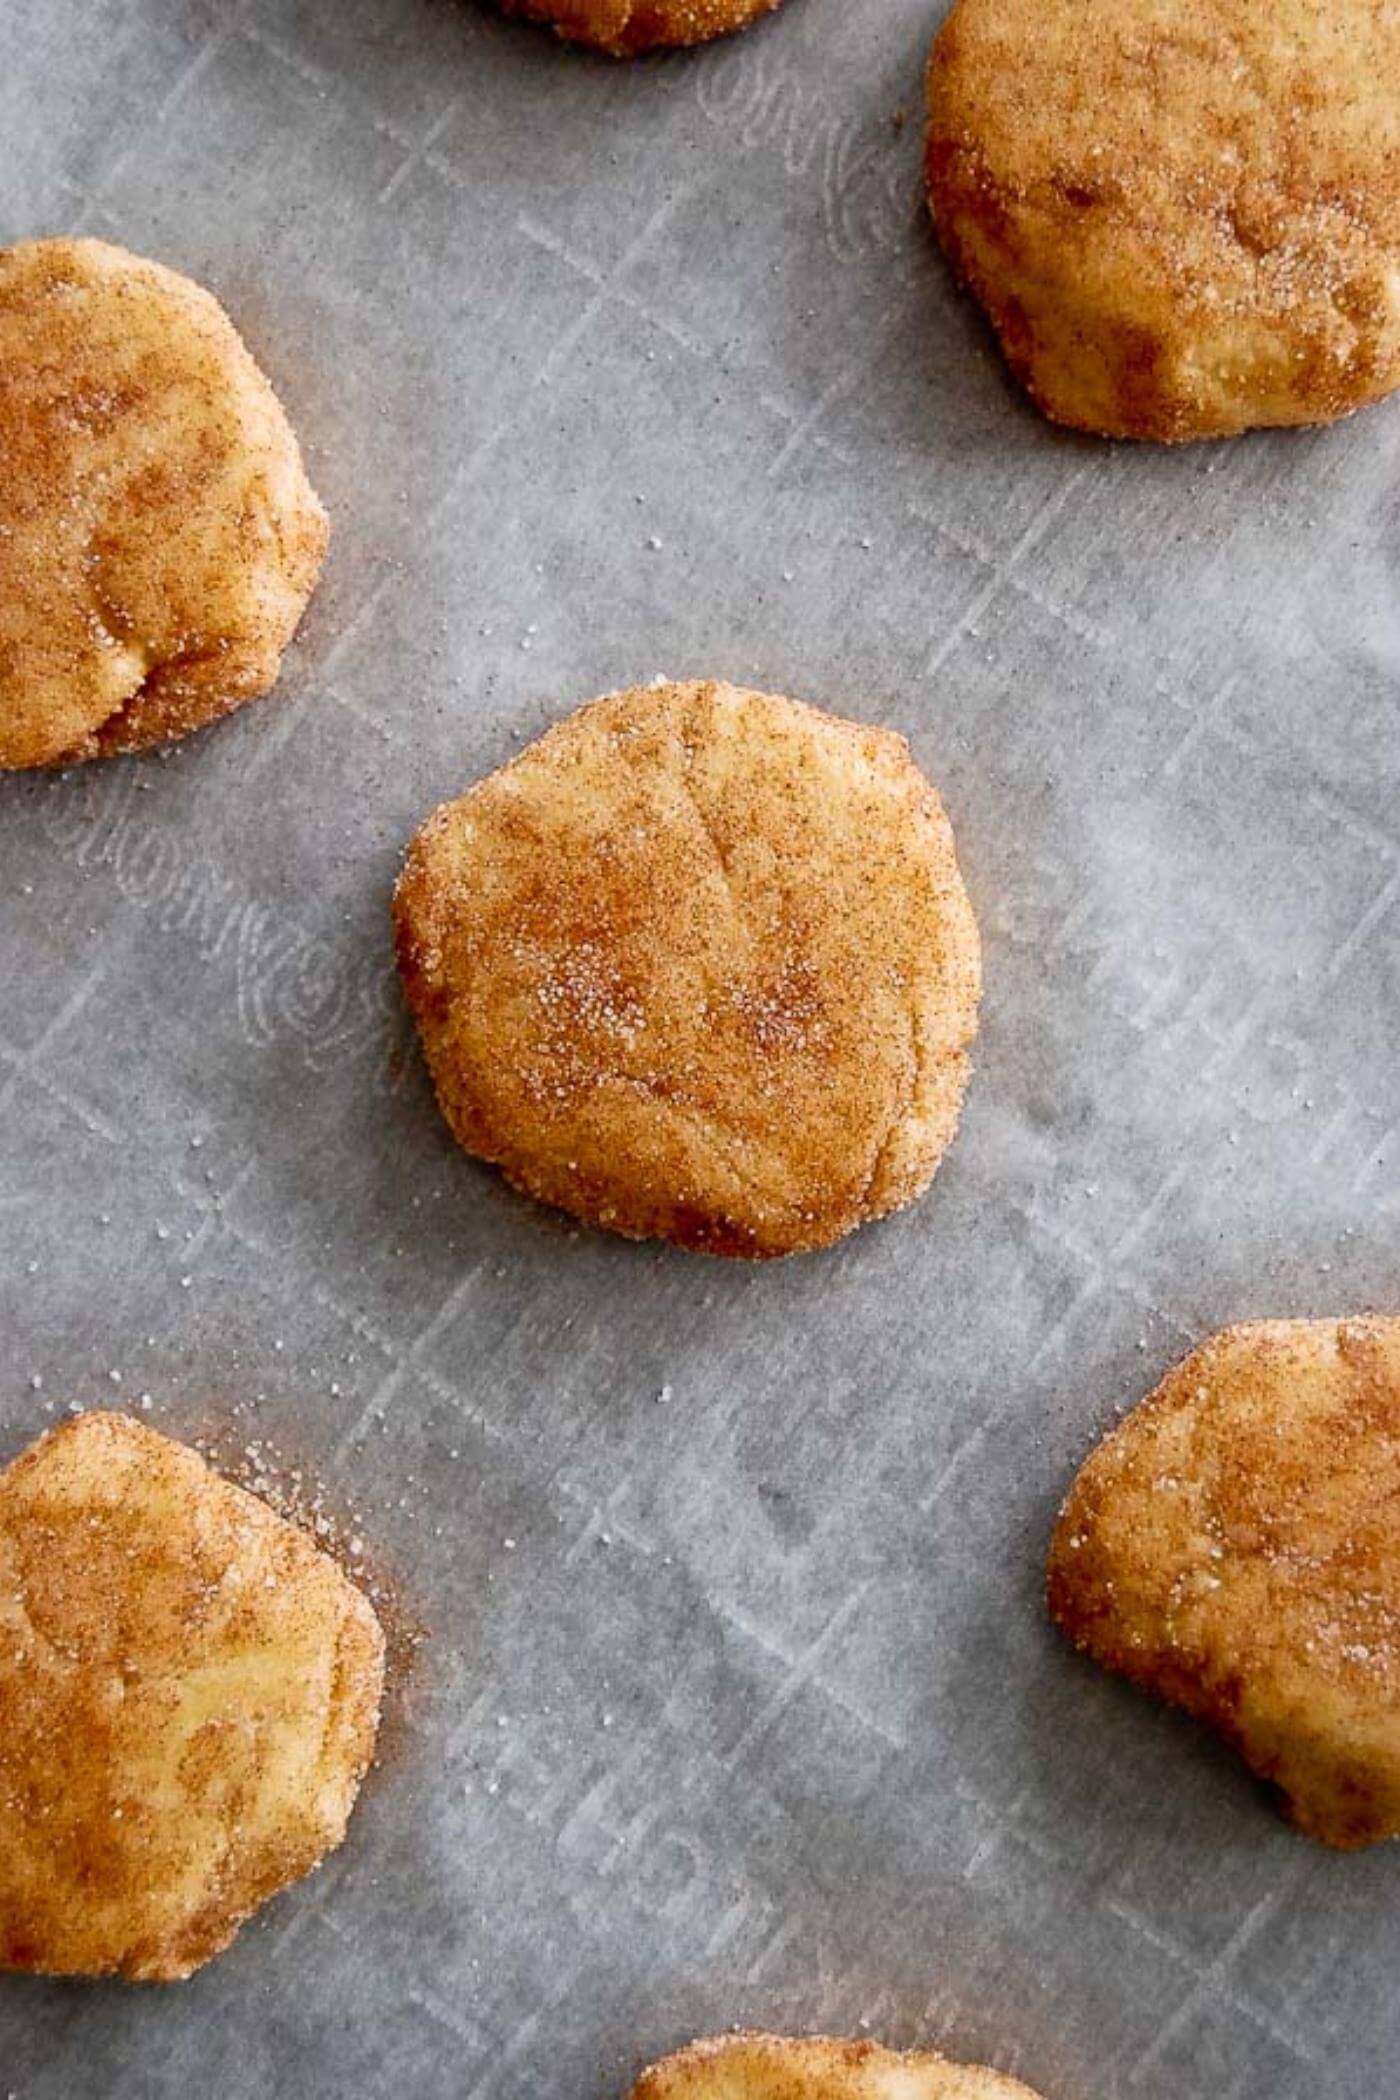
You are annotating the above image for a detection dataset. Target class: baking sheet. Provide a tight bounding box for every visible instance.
[5,1,1400,2094]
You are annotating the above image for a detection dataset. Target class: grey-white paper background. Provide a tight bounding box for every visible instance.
[4,1,1400,2094]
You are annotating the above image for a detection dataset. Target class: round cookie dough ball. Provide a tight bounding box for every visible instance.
[498,0,783,57]
[0,1412,384,1981]
[394,680,981,1259]
[0,238,328,769]
[926,0,1400,441]
[629,2033,1048,2100]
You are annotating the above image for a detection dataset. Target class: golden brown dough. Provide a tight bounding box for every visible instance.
[926,0,1400,441]
[497,0,783,57]
[0,237,327,769]
[629,2033,1048,2100]
[0,1412,384,1980]
[394,680,981,1259]
[1049,1318,1400,1848]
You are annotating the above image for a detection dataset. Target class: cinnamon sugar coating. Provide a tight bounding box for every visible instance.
[1050,1318,1400,1847]
[394,680,980,1258]
[0,238,326,769]
[927,0,1400,440]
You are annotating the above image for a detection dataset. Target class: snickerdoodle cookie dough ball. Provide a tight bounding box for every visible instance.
[629,2032,1049,2100]
[498,0,784,57]
[1049,1317,1400,1848]
[0,1412,384,1980]
[0,238,327,769]
[926,0,1400,441]
[394,679,980,1258]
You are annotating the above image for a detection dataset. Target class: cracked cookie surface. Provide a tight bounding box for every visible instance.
[497,0,783,56]
[0,1412,384,1980]
[629,2033,1047,2100]
[1049,1317,1400,1848]
[394,680,980,1258]
[926,0,1400,440]
[0,237,327,769]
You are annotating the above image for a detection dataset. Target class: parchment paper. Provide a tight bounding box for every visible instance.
[4,2,1400,2094]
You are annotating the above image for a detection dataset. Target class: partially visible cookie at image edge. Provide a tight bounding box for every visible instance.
[497,0,784,57]
[926,0,1400,441]
[1049,1317,1400,1848]
[0,237,327,770]
[0,1411,384,1980]
[629,2031,1050,2099]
